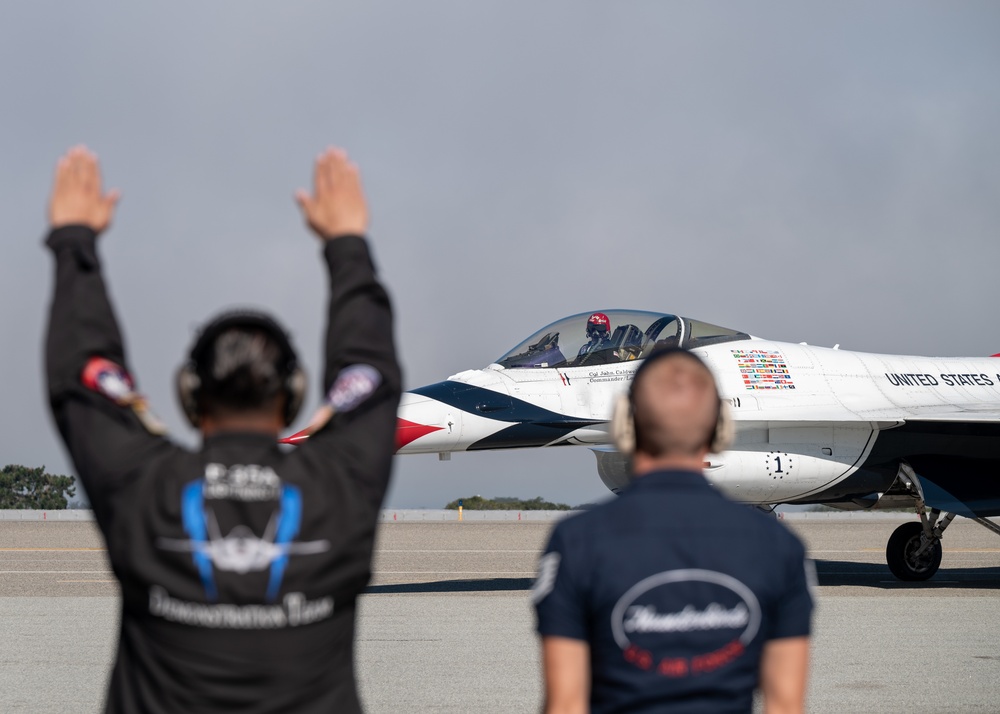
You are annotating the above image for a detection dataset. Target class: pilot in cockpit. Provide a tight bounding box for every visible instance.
[575,312,614,365]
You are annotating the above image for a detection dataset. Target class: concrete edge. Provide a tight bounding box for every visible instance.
[0,509,96,521]
[4,509,988,524]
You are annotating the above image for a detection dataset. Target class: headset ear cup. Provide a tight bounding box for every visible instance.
[284,368,307,427]
[610,393,636,456]
[176,364,202,428]
[710,399,734,453]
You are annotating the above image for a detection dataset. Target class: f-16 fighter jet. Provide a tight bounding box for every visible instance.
[289,309,1000,581]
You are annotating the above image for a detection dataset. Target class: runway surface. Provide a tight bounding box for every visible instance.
[1,518,999,712]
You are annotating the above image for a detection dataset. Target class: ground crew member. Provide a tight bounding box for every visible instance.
[533,348,813,714]
[44,145,401,713]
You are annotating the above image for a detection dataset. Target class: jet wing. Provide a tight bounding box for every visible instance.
[745,402,1000,426]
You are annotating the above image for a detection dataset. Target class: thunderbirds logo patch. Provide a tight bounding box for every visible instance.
[610,569,760,678]
[731,349,795,390]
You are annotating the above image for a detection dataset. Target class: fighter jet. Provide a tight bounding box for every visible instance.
[384,309,1000,582]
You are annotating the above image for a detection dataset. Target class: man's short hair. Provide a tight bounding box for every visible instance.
[198,327,287,414]
[631,349,720,458]
[178,310,303,423]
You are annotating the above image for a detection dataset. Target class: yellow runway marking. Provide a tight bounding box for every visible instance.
[0,548,105,552]
[0,570,109,574]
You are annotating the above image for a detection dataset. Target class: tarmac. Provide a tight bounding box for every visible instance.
[1,515,999,712]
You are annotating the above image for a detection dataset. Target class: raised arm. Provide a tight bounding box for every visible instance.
[292,149,402,506]
[44,147,171,522]
[46,146,124,391]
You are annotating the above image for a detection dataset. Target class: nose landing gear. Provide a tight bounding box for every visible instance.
[886,511,953,581]
[884,463,955,581]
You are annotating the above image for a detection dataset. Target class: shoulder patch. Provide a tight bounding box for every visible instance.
[804,558,818,599]
[81,357,167,435]
[531,552,561,605]
[327,364,382,414]
[82,357,136,404]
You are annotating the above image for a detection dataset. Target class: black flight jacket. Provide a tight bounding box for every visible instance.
[45,225,401,713]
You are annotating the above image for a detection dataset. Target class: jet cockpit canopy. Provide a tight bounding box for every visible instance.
[494,310,750,369]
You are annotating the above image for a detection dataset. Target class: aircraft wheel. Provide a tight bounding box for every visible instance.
[886,521,942,581]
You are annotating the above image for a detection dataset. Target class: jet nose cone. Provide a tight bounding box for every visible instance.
[278,393,458,451]
[395,389,465,453]
[279,428,311,446]
[395,418,444,452]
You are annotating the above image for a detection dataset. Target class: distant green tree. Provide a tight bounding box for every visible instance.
[444,495,572,511]
[0,465,76,509]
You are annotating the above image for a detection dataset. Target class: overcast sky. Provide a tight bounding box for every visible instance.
[2,2,999,508]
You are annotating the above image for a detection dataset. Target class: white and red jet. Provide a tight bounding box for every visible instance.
[387,309,1000,581]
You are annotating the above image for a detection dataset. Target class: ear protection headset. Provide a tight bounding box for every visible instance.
[176,310,306,428]
[610,348,733,456]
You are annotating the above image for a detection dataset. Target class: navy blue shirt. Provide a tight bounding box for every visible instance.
[533,470,813,714]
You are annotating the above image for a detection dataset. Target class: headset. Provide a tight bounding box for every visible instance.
[610,348,733,456]
[176,310,307,428]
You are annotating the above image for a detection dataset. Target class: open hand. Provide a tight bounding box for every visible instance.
[48,146,120,233]
[295,147,368,240]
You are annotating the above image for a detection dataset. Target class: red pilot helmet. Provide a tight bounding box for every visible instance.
[586,312,611,339]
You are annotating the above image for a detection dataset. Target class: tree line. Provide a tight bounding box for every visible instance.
[444,495,572,511]
[0,465,75,509]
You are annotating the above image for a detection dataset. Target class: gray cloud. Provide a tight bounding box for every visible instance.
[2,2,999,508]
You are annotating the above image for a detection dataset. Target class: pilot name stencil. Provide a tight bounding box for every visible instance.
[588,369,635,384]
[885,373,998,388]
